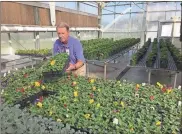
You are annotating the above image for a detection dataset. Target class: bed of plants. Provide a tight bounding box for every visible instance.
[1,53,69,105]
[15,48,52,57]
[159,39,169,69]
[130,38,151,65]
[146,38,158,67]
[1,103,86,134]
[1,67,182,133]
[26,74,181,134]
[82,38,140,60]
[165,38,182,71]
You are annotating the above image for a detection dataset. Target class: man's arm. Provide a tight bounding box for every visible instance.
[53,40,58,56]
[66,40,85,71]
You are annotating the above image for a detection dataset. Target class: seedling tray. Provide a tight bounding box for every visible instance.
[42,59,69,82]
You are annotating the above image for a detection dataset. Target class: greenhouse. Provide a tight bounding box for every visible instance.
[1,1,182,134]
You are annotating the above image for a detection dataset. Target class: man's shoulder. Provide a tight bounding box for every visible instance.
[69,36,81,43]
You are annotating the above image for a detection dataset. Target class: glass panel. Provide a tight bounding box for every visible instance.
[147,12,165,21]
[116,5,130,13]
[55,2,76,10]
[11,33,35,53]
[148,2,166,11]
[166,11,176,20]
[131,4,145,12]
[79,3,98,15]
[166,2,177,10]
[176,2,181,10]
[146,32,157,42]
[147,22,158,31]
[39,32,53,49]
[101,15,114,27]
[1,33,9,54]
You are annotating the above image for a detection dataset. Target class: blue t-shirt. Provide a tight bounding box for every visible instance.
[53,36,85,64]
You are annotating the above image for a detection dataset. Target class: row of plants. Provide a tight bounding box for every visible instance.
[146,38,158,67]
[15,48,52,57]
[165,38,182,71]
[130,38,151,65]
[83,38,140,60]
[159,39,169,69]
[28,74,181,134]
[1,53,69,105]
[0,103,87,134]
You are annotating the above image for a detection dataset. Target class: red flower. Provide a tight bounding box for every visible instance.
[20,88,25,93]
[161,87,167,93]
[150,96,154,101]
[24,73,28,78]
[90,93,94,98]
[38,80,42,84]
[64,104,67,108]
[39,96,43,102]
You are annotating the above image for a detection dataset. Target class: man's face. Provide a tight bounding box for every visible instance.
[57,27,69,44]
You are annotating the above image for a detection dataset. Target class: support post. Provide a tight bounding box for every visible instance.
[173,72,178,88]
[104,62,107,81]
[8,33,13,55]
[148,69,151,84]
[34,32,40,50]
[98,3,102,38]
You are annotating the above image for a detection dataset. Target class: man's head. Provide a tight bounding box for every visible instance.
[56,22,70,44]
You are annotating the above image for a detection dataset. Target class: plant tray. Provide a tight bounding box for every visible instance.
[42,59,69,81]
[14,90,58,109]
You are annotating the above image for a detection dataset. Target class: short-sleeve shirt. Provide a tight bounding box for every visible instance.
[53,36,85,64]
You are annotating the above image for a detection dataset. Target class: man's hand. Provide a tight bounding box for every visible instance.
[66,63,76,72]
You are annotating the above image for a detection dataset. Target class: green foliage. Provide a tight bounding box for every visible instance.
[165,38,182,71]
[0,103,86,134]
[15,48,52,56]
[41,53,69,72]
[82,38,140,60]
[29,75,181,134]
[131,38,151,65]
[146,38,158,67]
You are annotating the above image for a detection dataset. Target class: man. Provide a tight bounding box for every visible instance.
[53,22,86,76]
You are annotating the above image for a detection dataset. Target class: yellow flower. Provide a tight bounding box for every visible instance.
[120,101,125,107]
[57,119,62,122]
[37,102,42,108]
[50,60,56,66]
[84,114,90,119]
[92,86,96,91]
[74,91,78,97]
[157,82,163,89]
[130,127,134,131]
[90,79,95,83]
[156,121,161,126]
[35,82,40,87]
[41,85,45,90]
[89,99,94,104]
[114,101,118,106]
[96,103,100,108]
[167,89,172,94]
[49,111,53,116]
[136,84,140,88]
